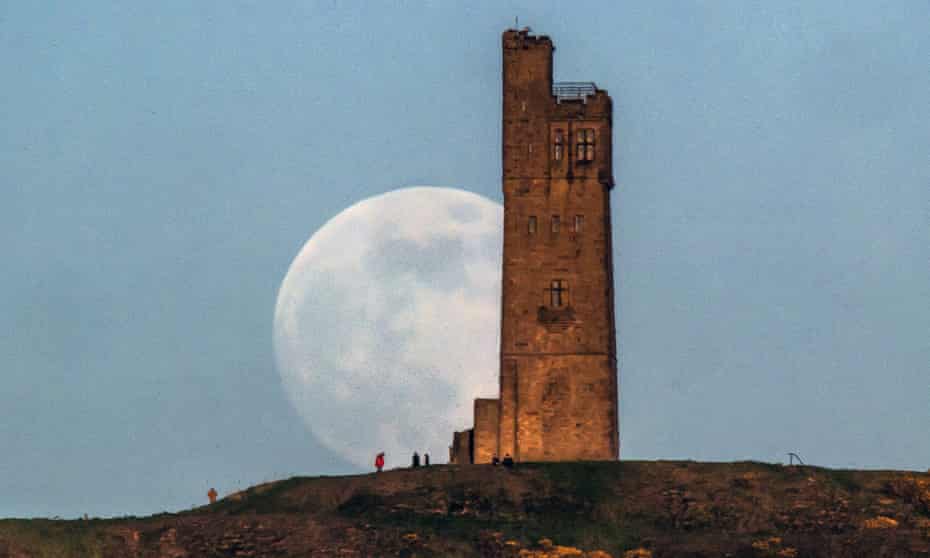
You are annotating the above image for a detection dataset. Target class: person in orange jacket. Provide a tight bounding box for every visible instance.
[375,452,385,473]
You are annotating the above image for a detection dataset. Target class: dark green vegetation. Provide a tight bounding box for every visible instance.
[0,520,105,558]
[1,461,929,557]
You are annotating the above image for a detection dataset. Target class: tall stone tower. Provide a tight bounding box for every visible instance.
[448,28,619,464]
[497,28,618,462]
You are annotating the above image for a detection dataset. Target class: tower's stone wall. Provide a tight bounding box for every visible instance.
[498,29,619,462]
[446,28,619,464]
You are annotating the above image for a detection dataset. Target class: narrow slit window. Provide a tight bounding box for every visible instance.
[551,215,560,233]
[553,130,563,161]
[573,215,584,233]
[576,128,596,162]
[528,215,537,234]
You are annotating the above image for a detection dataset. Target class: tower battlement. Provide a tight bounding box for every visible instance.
[502,28,553,48]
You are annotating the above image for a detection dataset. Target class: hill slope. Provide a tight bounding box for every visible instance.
[1,461,929,557]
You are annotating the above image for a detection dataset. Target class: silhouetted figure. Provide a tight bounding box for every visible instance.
[412,451,420,468]
[424,453,430,466]
[491,455,500,466]
[502,454,514,468]
[375,452,385,473]
[207,487,218,504]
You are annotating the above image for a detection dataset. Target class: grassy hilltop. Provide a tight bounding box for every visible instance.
[1,460,929,557]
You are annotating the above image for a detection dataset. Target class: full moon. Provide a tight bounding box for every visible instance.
[273,187,502,469]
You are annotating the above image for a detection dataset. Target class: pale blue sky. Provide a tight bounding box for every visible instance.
[2,2,928,518]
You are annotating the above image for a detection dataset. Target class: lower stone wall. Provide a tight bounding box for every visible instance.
[449,429,474,464]
[498,359,518,460]
[473,398,500,464]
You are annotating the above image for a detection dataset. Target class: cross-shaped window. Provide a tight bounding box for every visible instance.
[576,129,595,162]
[547,279,568,308]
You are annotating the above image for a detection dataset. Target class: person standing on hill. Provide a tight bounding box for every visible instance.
[374,452,385,473]
[424,453,430,467]
[412,452,420,468]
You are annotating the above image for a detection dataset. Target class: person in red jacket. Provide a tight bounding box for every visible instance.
[374,452,385,473]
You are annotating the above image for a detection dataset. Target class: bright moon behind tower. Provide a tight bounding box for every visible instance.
[273,187,502,468]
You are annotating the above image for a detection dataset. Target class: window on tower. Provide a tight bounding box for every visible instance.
[553,130,564,162]
[547,279,568,308]
[551,215,560,233]
[576,128,595,162]
[528,215,537,234]
[573,215,584,233]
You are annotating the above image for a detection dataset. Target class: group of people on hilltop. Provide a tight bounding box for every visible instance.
[373,451,513,472]
[373,451,431,472]
[491,453,514,468]
[410,451,430,468]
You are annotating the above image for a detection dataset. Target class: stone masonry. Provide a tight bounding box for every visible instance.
[473,398,500,464]
[450,28,619,463]
[449,429,473,465]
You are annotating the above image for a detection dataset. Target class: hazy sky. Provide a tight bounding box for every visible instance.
[2,2,928,518]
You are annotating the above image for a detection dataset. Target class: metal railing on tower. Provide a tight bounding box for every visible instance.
[552,81,597,102]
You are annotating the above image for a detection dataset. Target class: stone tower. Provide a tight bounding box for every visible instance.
[449,28,619,464]
[497,28,618,462]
